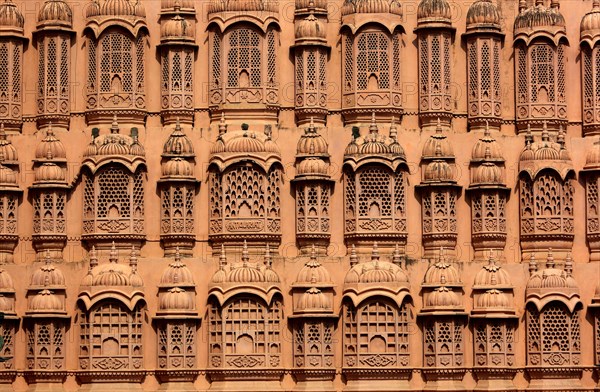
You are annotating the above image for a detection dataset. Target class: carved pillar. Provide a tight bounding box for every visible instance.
[580,0,600,135]
[467,125,509,261]
[153,249,200,388]
[289,246,337,390]
[416,121,461,260]
[293,120,333,254]
[159,121,198,257]
[293,8,329,127]
[0,269,17,384]
[463,0,504,132]
[158,3,197,127]
[519,124,574,261]
[340,0,403,125]
[514,0,567,134]
[415,0,455,131]
[30,127,70,261]
[33,0,74,132]
[0,0,26,133]
[419,253,467,391]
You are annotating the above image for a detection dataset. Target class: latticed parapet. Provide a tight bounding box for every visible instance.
[342,244,413,389]
[209,122,282,252]
[343,116,408,252]
[467,126,509,261]
[582,139,600,261]
[159,9,197,127]
[513,0,567,134]
[33,0,74,131]
[519,125,574,261]
[207,1,280,123]
[84,0,148,126]
[81,118,146,251]
[581,1,600,135]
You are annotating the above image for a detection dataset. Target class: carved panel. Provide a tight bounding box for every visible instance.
[418,31,452,124]
[423,318,464,368]
[26,321,65,370]
[161,185,195,236]
[473,320,515,367]
[157,321,196,369]
[294,321,334,368]
[466,37,502,129]
[0,39,23,131]
[33,191,66,235]
[37,34,71,127]
[296,183,331,237]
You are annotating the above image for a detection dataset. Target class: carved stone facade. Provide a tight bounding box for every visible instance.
[2,0,600,391]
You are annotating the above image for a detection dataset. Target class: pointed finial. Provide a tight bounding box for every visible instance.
[484,146,492,160]
[594,0,600,10]
[550,0,559,9]
[519,0,527,12]
[392,244,402,267]
[439,247,446,262]
[109,241,118,263]
[219,113,227,136]
[525,124,533,145]
[44,275,50,287]
[488,250,497,266]
[390,116,398,140]
[529,253,537,275]
[47,122,54,136]
[310,244,317,260]
[264,244,272,269]
[436,117,442,134]
[129,245,138,270]
[242,240,249,265]
[545,248,555,268]
[175,117,182,132]
[111,114,119,134]
[369,112,378,134]
[541,121,549,142]
[371,242,380,261]
[565,252,573,276]
[558,124,565,147]
[0,123,4,140]
[90,246,98,268]
[484,120,490,137]
[174,246,181,263]
[349,244,358,267]
[219,244,227,269]
[308,117,316,134]
[45,250,52,265]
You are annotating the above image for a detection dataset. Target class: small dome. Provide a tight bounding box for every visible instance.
[476,288,512,309]
[581,0,600,38]
[295,13,326,40]
[100,0,135,16]
[35,128,67,161]
[423,259,461,286]
[160,287,194,311]
[344,116,406,159]
[92,269,131,286]
[361,263,397,283]
[0,0,24,31]
[0,269,14,290]
[227,264,265,283]
[527,252,579,291]
[344,244,409,285]
[0,165,17,185]
[472,128,504,162]
[161,14,194,40]
[296,253,332,285]
[37,0,73,28]
[163,122,195,157]
[472,162,502,184]
[162,0,195,8]
[0,128,18,163]
[585,139,600,169]
[297,157,329,176]
[29,289,63,312]
[422,126,454,159]
[160,257,194,286]
[514,1,565,32]
[342,0,402,16]
[297,287,331,311]
[209,0,279,13]
[426,286,460,307]
[474,258,511,287]
[297,122,328,156]
[31,262,65,287]
[0,295,12,312]
[466,0,501,29]
[130,140,145,156]
[34,163,66,183]
[97,138,130,156]
[86,1,100,17]
[162,157,194,177]
[417,0,452,24]
[224,133,274,154]
[296,0,327,12]
[424,159,454,182]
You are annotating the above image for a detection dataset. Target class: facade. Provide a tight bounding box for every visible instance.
[0,0,600,391]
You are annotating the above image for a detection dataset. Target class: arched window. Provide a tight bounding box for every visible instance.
[209,296,283,368]
[79,301,144,370]
[343,298,410,368]
[527,302,580,366]
[0,38,23,131]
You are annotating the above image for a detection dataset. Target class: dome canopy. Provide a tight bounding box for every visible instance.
[422,121,454,160]
[425,285,461,308]
[295,13,326,41]
[37,0,73,29]
[159,287,194,311]
[31,254,66,287]
[424,158,454,182]
[34,163,66,184]
[473,256,512,288]
[471,162,503,185]
[162,0,195,11]
[0,125,19,165]
[85,244,143,288]
[29,289,64,312]
[519,124,573,180]
[423,252,462,287]
[0,269,14,291]
[476,288,513,309]
[210,122,281,159]
[98,0,145,17]
[581,0,600,45]
[466,0,501,31]
[341,0,402,16]
[163,121,195,158]
[297,119,329,157]
[84,117,146,162]
[295,246,332,286]
[583,138,600,171]
[0,0,24,35]
[472,126,504,162]
[162,157,193,178]
[208,0,279,14]
[160,251,195,287]
[0,164,17,187]
[211,242,281,284]
[416,0,452,26]
[514,0,566,42]
[344,243,409,285]
[296,287,331,312]
[161,14,194,41]
[35,127,67,161]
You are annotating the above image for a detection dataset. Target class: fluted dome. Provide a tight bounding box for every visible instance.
[163,123,194,157]
[35,129,67,161]
[37,0,73,28]
[30,289,64,312]
[581,0,600,41]
[519,126,573,179]
[297,287,331,311]
[297,157,329,176]
[514,1,565,32]
[162,0,195,8]
[34,163,66,183]
[214,128,281,157]
[425,286,461,307]
[208,0,279,14]
[466,0,501,29]
[341,0,402,16]
[86,0,100,17]
[295,13,326,40]
[0,130,18,164]
[472,129,504,162]
[296,252,332,285]
[161,259,194,286]
[474,259,511,287]
[31,263,65,287]
[88,122,146,158]
[472,162,502,184]
[160,287,194,311]
[227,264,266,283]
[89,261,142,287]
[0,165,17,185]
[424,159,454,182]
[423,259,461,286]
[417,0,452,24]
[476,288,512,309]
[584,139,600,170]
[0,269,14,291]
[344,245,409,285]
[422,127,454,159]
[162,158,193,177]
[297,123,328,156]
[226,134,267,153]
[161,14,194,40]
[100,0,134,16]
[344,117,406,160]
[0,0,24,32]
[0,295,12,312]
